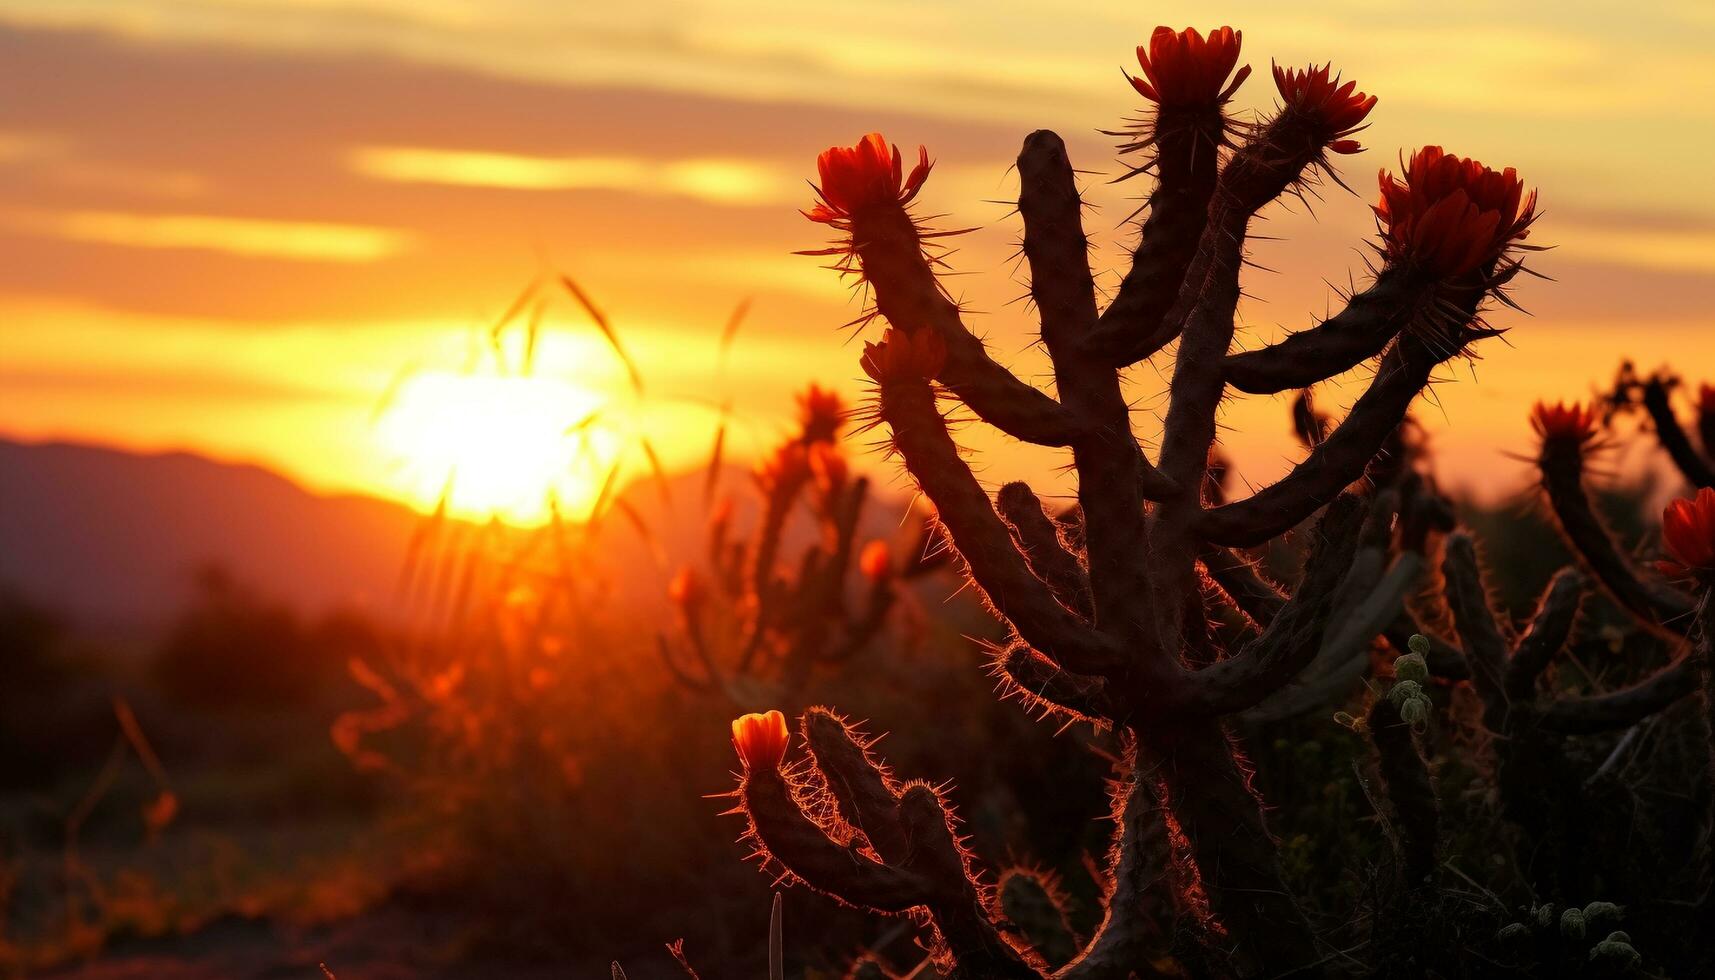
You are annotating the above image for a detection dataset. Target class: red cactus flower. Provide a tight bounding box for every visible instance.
[1658,487,1715,581]
[1530,400,1600,448]
[755,441,811,493]
[804,133,931,225]
[1376,146,1537,278]
[668,565,705,613]
[859,539,893,583]
[860,328,948,384]
[1272,63,1376,154]
[731,709,790,772]
[798,383,846,443]
[1129,26,1250,107]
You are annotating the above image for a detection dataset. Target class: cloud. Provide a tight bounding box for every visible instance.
[350,146,797,207]
[0,208,414,262]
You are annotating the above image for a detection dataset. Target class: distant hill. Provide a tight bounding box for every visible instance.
[0,439,429,629]
[0,439,922,632]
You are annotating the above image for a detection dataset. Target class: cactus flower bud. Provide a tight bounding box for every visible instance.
[859,539,893,583]
[1559,907,1586,941]
[1376,146,1537,279]
[1272,63,1376,154]
[1129,26,1250,107]
[797,383,846,444]
[1398,696,1430,729]
[860,327,948,384]
[1588,936,1641,968]
[668,565,705,614]
[804,133,932,225]
[1657,486,1715,581]
[1494,922,1531,944]
[1407,633,1431,657]
[1582,901,1623,927]
[731,709,790,772]
[1530,400,1600,450]
[1392,652,1428,684]
[1532,904,1556,929]
[1387,679,1424,706]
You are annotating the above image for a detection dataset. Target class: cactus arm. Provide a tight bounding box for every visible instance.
[1149,721,1323,972]
[878,380,1123,675]
[1180,493,1368,715]
[891,786,1048,979]
[1538,653,1698,734]
[1441,532,1512,729]
[1056,743,1174,980]
[997,482,1094,621]
[1641,376,1715,489]
[1084,108,1225,366]
[1198,338,1439,547]
[1017,131,1163,636]
[855,206,1081,447]
[1223,266,1434,395]
[801,710,911,864]
[1538,439,1694,631]
[996,643,1118,724]
[1367,697,1440,883]
[1246,548,1424,724]
[1505,568,1585,701]
[1199,546,1289,626]
[741,768,929,913]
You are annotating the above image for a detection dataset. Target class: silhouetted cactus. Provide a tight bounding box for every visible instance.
[659,384,942,705]
[722,22,1555,976]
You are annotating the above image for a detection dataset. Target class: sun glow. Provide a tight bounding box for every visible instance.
[375,371,621,526]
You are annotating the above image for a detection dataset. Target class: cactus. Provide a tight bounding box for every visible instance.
[715,22,1561,976]
[659,384,946,705]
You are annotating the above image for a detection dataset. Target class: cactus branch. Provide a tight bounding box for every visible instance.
[1640,376,1715,489]
[1200,338,1440,547]
[997,482,1094,621]
[1505,568,1584,701]
[1367,697,1440,884]
[1537,437,1693,632]
[877,380,1122,675]
[854,206,1081,446]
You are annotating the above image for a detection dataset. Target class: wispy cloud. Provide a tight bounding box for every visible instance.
[1,209,413,262]
[349,146,797,207]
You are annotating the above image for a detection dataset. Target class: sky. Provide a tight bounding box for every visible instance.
[2,1,1713,523]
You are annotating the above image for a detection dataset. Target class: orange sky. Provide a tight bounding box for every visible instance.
[2,2,1712,523]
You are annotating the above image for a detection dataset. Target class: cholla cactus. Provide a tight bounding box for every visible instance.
[659,384,943,703]
[721,23,1549,975]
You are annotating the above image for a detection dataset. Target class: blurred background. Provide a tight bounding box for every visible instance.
[1,2,1712,978]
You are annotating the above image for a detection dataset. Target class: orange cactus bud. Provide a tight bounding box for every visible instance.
[1376,146,1537,278]
[859,539,893,583]
[1272,62,1376,154]
[731,709,790,772]
[804,133,932,225]
[1659,487,1715,581]
[1129,26,1250,107]
[860,328,948,384]
[668,565,705,612]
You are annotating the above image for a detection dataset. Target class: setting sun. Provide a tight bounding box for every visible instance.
[374,370,620,526]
